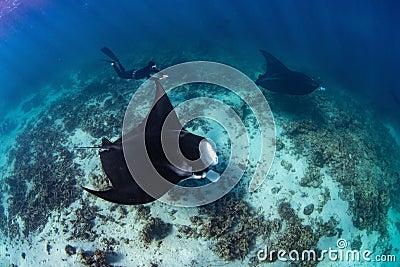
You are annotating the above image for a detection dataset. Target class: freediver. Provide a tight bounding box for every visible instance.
[101,46,159,80]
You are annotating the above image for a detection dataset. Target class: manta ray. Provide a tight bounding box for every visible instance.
[255,50,320,95]
[82,79,219,205]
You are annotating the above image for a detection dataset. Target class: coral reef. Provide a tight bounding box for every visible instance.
[280,159,293,171]
[179,195,338,265]
[299,167,323,188]
[136,204,151,220]
[65,244,77,256]
[303,203,314,215]
[281,91,400,235]
[263,201,339,266]
[141,217,172,243]
[4,122,81,238]
[0,194,7,234]
[277,201,297,222]
[179,194,274,261]
[316,187,331,213]
[184,117,211,134]
[78,249,110,267]
[275,138,285,151]
[351,235,362,251]
[63,201,100,242]
[1,77,133,239]
[61,82,128,138]
[74,237,120,266]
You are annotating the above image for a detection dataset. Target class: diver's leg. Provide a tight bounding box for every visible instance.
[117,62,127,72]
[113,63,134,79]
[117,62,136,79]
[112,64,125,79]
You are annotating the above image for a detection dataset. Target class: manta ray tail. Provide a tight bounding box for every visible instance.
[74,146,103,150]
[74,138,116,151]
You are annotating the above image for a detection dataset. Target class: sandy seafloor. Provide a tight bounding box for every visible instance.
[0,49,399,267]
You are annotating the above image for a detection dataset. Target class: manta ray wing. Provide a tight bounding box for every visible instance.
[259,49,290,76]
[256,50,320,95]
[82,80,211,205]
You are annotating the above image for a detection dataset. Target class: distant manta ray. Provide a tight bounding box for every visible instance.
[81,79,219,205]
[255,50,320,95]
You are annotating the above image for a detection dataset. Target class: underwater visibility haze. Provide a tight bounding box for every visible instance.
[0,0,399,266]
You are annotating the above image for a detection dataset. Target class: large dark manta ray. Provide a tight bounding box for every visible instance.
[255,50,320,95]
[82,79,219,205]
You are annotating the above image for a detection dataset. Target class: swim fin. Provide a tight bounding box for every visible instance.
[101,46,120,62]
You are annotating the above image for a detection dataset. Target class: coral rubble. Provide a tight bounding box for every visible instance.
[141,217,172,243]
[1,77,131,239]
[179,194,273,261]
[281,91,400,236]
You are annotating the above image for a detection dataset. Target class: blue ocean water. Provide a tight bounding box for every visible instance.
[1,1,400,266]
[0,0,399,123]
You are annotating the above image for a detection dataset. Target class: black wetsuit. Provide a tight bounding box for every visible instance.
[101,46,158,80]
[112,62,158,80]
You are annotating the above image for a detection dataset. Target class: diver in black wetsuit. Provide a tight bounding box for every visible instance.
[101,46,158,80]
